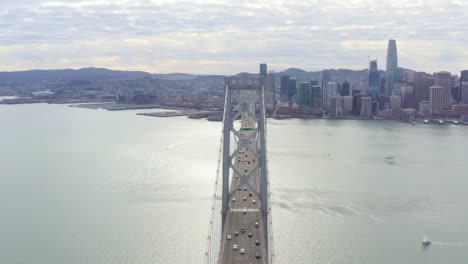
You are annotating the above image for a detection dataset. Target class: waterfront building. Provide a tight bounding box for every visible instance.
[401,86,417,109]
[280,75,290,103]
[461,82,468,105]
[360,96,372,117]
[429,85,445,114]
[385,39,398,96]
[389,95,401,109]
[453,105,468,116]
[434,71,452,110]
[414,72,435,107]
[323,82,338,110]
[419,101,430,115]
[343,96,353,115]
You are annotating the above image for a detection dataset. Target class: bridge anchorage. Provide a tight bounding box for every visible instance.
[204,74,275,264]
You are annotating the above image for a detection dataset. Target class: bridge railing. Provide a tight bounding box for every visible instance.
[203,132,223,264]
[260,85,276,264]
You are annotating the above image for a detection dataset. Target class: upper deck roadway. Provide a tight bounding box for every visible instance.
[219,111,267,264]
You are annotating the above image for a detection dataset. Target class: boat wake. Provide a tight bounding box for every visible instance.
[431,242,468,247]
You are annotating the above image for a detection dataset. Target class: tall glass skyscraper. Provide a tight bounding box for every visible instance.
[385,40,398,96]
[280,75,290,103]
[259,63,267,78]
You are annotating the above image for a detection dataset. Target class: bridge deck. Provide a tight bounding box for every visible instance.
[219,112,267,264]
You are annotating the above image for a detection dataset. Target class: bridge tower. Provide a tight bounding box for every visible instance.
[217,74,274,264]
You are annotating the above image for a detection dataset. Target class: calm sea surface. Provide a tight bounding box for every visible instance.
[1,103,467,264]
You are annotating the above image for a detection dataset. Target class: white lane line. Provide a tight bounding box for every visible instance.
[230,208,259,212]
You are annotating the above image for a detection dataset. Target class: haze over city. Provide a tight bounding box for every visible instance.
[1,0,468,74]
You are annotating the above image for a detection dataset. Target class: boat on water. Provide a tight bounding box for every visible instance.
[422,233,431,246]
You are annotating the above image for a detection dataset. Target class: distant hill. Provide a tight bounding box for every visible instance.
[0,67,389,88]
[152,73,200,81]
[0,67,151,82]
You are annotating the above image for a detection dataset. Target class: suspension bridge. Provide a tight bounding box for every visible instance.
[204,74,275,264]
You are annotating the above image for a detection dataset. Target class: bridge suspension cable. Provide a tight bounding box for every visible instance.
[204,123,224,264]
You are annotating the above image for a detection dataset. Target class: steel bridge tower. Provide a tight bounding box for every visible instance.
[216,74,274,264]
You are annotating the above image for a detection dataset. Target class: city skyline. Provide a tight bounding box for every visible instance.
[1,0,468,74]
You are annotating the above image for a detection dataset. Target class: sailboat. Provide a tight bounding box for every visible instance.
[422,233,431,246]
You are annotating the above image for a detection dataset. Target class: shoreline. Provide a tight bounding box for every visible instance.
[2,100,467,125]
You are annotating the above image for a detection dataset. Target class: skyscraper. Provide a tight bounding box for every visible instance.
[323,82,338,110]
[341,82,350,96]
[385,39,398,96]
[460,70,468,85]
[369,60,380,99]
[288,78,297,100]
[259,63,268,92]
[429,86,445,114]
[267,71,276,103]
[280,75,290,103]
[310,82,321,108]
[299,82,311,106]
[414,72,435,107]
[460,70,468,103]
[461,82,468,105]
[259,64,267,78]
[369,60,380,87]
[321,70,332,85]
[434,71,452,110]
[360,97,372,117]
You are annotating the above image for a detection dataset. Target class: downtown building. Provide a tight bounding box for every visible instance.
[323,82,338,110]
[288,78,297,102]
[461,81,468,105]
[460,70,468,104]
[310,82,321,108]
[280,75,290,103]
[360,97,372,117]
[259,63,268,91]
[434,71,452,112]
[414,72,435,108]
[385,40,398,96]
[299,82,311,107]
[368,60,380,99]
[267,71,276,103]
[429,86,446,115]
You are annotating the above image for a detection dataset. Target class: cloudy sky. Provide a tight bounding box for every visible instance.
[1,0,467,74]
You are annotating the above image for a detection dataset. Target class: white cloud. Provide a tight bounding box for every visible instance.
[0,0,467,74]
